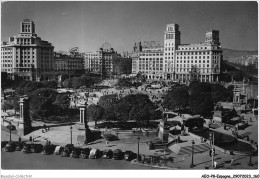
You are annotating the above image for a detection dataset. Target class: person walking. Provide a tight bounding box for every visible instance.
[230,156,234,167]
[105,140,109,147]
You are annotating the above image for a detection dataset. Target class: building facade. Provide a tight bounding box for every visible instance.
[1,19,54,81]
[54,51,84,77]
[112,57,132,76]
[131,41,164,80]
[84,44,126,78]
[131,24,222,83]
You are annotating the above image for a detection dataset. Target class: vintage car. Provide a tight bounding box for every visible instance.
[70,147,82,158]
[112,149,123,160]
[79,148,91,159]
[30,143,43,153]
[15,142,25,151]
[1,141,9,150]
[89,148,100,159]
[2,141,16,152]
[124,150,135,161]
[102,149,113,159]
[42,144,56,155]
[21,143,32,153]
[21,143,43,153]
[54,146,64,155]
[61,144,74,157]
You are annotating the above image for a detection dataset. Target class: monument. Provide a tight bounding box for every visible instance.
[19,95,32,135]
[76,101,92,145]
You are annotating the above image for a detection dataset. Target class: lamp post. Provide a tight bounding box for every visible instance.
[70,126,73,144]
[190,140,195,168]
[9,122,12,142]
[247,148,254,166]
[137,136,140,162]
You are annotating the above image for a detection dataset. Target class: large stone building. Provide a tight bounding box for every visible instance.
[1,19,54,81]
[54,48,84,77]
[84,43,131,78]
[112,57,132,76]
[131,24,222,82]
[131,41,164,80]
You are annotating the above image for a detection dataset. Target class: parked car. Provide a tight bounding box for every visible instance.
[102,149,113,159]
[1,141,9,149]
[54,146,64,155]
[113,149,123,160]
[2,141,16,152]
[54,146,63,155]
[15,142,25,151]
[124,150,135,161]
[89,148,100,159]
[70,147,82,158]
[42,144,56,155]
[21,143,32,153]
[30,143,43,153]
[80,148,91,159]
[61,144,74,157]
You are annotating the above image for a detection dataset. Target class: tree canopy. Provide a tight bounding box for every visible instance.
[163,86,189,111]
[29,88,58,120]
[87,104,104,125]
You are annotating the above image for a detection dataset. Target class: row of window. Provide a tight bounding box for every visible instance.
[1,51,12,54]
[139,68,163,71]
[139,53,163,56]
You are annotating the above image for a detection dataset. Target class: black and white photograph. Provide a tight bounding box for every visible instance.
[0,1,259,178]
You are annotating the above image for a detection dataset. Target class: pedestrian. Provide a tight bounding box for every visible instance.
[106,140,109,147]
[19,137,21,142]
[214,161,217,168]
[230,157,234,166]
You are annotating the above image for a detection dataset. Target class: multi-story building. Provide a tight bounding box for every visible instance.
[84,44,123,78]
[1,19,54,81]
[245,55,258,68]
[131,41,164,80]
[132,24,222,83]
[54,50,84,77]
[112,57,132,76]
[164,25,222,82]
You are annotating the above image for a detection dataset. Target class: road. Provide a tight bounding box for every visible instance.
[1,151,151,170]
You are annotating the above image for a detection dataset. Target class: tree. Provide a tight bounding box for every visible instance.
[188,82,211,95]
[211,84,228,104]
[190,92,214,116]
[42,80,58,89]
[53,94,70,112]
[1,101,13,112]
[24,81,44,94]
[63,78,73,88]
[71,77,84,88]
[87,104,104,126]
[29,88,58,121]
[114,94,156,123]
[226,85,234,102]
[163,86,189,111]
[12,100,20,114]
[98,94,118,122]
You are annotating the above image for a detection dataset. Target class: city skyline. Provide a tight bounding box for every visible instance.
[1,1,258,53]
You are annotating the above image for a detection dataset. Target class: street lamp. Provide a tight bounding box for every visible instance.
[9,122,12,142]
[70,126,73,144]
[137,136,140,162]
[190,140,195,168]
[247,148,254,166]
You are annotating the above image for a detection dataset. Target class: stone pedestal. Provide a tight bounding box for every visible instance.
[76,102,91,145]
[158,119,169,143]
[19,95,31,135]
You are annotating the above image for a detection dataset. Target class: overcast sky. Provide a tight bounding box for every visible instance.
[1,1,258,53]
